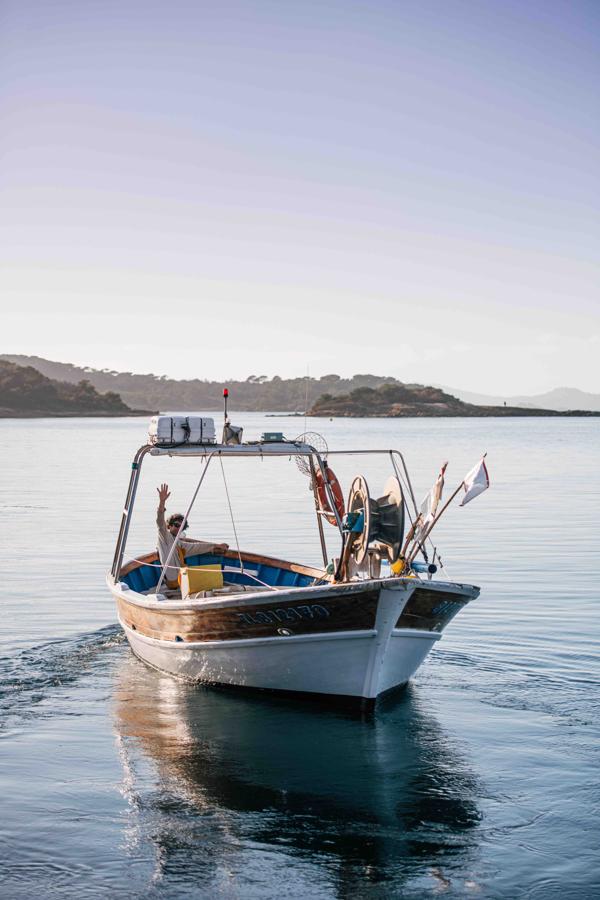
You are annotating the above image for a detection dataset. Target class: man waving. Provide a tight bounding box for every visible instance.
[156,483,229,588]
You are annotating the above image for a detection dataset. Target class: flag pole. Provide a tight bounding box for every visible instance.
[401,461,447,560]
[407,480,464,564]
[407,452,487,563]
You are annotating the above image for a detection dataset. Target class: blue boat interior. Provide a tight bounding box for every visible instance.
[121,553,322,594]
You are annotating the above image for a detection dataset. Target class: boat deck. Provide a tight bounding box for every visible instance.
[142,582,296,600]
[120,549,327,598]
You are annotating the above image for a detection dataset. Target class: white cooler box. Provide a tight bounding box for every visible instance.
[148,415,216,445]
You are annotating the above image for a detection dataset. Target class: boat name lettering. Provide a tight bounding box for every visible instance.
[237,604,330,626]
[431,600,463,615]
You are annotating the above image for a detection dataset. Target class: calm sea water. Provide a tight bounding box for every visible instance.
[0,415,598,899]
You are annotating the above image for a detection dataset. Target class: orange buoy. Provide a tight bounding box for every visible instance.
[314,465,345,526]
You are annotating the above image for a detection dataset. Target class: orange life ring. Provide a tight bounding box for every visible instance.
[314,465,345,526]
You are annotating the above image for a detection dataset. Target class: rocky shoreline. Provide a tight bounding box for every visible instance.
[309,384,600,418]
[0,408,154,418]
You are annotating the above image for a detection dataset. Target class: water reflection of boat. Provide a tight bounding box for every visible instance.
[113,655,482,892]
[108,410,483,705]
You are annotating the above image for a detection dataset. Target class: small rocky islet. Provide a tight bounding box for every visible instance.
[308,383,600,417]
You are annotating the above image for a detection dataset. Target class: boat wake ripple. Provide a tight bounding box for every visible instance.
[426,646,600,730]
[0,625,124,728]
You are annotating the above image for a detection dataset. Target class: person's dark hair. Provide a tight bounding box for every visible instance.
[168,514,188,529]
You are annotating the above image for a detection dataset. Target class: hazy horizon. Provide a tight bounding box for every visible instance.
[1,1,598,394]
[4,351,600,400]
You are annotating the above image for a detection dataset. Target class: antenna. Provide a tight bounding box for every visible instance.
[223,387,229,426]
[304,365,309,434]
[221,388,243,445]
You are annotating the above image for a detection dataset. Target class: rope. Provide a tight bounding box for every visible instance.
[426,540,454,580]
[128,559,214,568]
[390,452,416,521]
[219,456,244,575]
[156,453,215,593]
[221,567,277,591]
[124,560,278,591]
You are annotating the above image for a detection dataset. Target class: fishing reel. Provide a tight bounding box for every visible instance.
[341,474,405,569]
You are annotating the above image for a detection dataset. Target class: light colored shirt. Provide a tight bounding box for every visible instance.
[156,513,215,584]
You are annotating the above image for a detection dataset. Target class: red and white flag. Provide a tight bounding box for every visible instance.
[460,456,490,506]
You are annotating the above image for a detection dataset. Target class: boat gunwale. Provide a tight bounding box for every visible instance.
[108,572,480,612]
[119,549,326,580]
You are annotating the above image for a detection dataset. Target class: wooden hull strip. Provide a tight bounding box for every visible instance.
[117,588,380,643]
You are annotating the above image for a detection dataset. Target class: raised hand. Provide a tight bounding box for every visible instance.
[157,483,171,506]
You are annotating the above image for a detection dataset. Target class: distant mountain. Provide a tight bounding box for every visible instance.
[309,383,599,418]
[0,360,150,417]
[0,355,400,412]
[440,384,600,412]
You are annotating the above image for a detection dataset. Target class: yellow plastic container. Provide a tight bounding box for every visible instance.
[390,557,406,575]
[178,565,224,597]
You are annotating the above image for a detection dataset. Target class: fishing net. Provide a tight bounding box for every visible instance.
[294,431,328,476]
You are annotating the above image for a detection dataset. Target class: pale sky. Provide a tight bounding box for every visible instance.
[1,0,598,394]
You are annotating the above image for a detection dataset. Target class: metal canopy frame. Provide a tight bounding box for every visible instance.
[110,441,417,581]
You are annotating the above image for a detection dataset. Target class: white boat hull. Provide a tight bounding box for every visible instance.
[111,577,474,703]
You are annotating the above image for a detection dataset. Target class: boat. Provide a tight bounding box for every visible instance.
[107,401,487,706]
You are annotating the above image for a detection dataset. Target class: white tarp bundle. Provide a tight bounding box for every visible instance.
[148,415,216,445]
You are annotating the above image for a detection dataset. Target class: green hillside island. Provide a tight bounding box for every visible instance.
[308,383,600,417]
[0,360,153,417]
[1,356,598,418]
[0,355,399,412]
